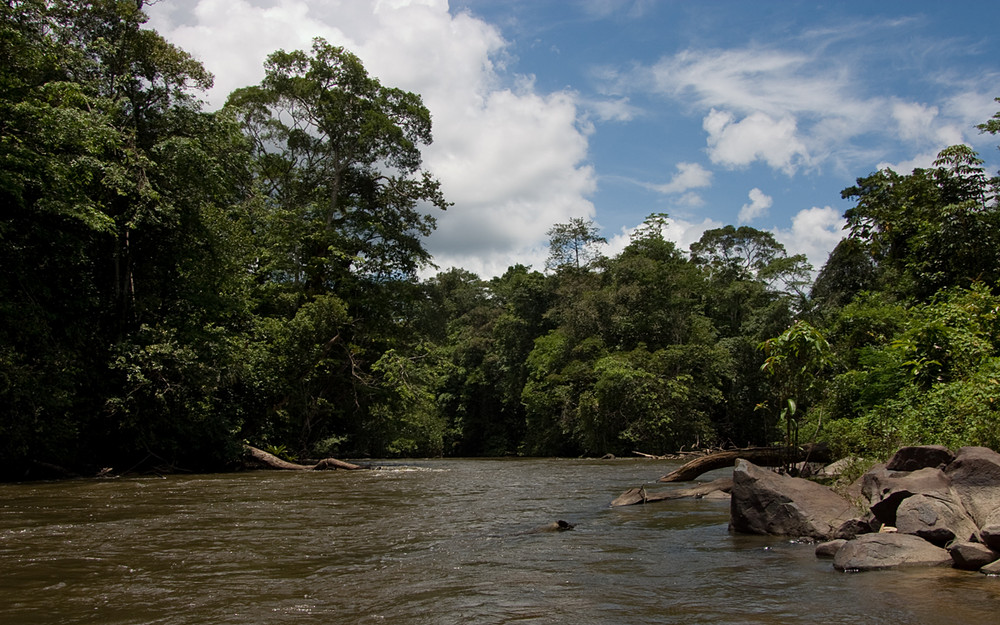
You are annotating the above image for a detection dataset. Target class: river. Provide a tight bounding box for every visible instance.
[1,458,998,624]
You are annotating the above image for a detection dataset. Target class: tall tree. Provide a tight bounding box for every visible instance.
[225,38,449,456]
[545,217,607,272]
[688,225,807,445]
[841,145,1000,301]
[226,38,448,295]
[0,0,251,474]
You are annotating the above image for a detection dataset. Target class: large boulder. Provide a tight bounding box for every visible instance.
[885,445,954,471]
[944,446,1000,527]
[948,541,1000,571]
[979,508,1000,551]
[894,492,980,546]
[833,533,953,571]
[730,459,863,540]
[861,466,952,526]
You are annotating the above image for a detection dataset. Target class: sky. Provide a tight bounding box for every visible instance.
[147,0,1000,279]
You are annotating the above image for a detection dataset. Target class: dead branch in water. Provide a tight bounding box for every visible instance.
[657,443,830,482]
[611,477,733,507]
[243,445,363,471]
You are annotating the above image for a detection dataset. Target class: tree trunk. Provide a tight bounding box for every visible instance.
[658,443,830,482]
[611,477,733,507]
[243,444,363,471]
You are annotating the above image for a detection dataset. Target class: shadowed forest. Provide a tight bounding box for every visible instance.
[3,2,1000,478]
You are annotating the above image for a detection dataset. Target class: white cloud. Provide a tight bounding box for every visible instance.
[942,89,1000,149]
[650,47,843,118]
[585,96,638,122]
[624,41,991,179]
[877,150,939,175]
[891,100,966,150]
[147,0,596,279]
[892,101,939,142]
[606,215,723,259]
[703,109,809,174]
[149,0,346,108]
[646,162,713,194]
[738,188,773,223]
[677,191,706,208]
[772,206,846,272]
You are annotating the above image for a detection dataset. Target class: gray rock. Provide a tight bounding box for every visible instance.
[833,533,953,571]
[815,539,847,558]
[894,492,980,546]
[816,457,863,480]
[833,516,877,540]
[979,507,1000,550]
[948,541,1000,571]
[982,559,1000,575]
[730,459,862,540]
[861,466,952,526]
[886,445,954,472]
[945,446,1000,527]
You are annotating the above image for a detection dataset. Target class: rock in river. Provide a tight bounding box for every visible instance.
[833,533,953,571]
[729,459,863,540]
[948,541,1000,571]
[944,446,1000,528]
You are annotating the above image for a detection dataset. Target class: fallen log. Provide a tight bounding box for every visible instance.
[244,444,363,471]
[658,443,831,483]
[611,477,733,507]
[632,451,668,459]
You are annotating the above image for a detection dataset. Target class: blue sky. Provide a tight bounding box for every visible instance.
[148,0,1000,278]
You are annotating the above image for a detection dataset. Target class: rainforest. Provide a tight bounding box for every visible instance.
[3,1,1000,479]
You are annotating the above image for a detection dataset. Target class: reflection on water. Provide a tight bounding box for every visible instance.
[1,459,998,624]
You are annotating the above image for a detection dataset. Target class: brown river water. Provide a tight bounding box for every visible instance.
[1,458,998,624]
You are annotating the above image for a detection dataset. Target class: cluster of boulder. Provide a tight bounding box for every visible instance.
[730,445,1000,574]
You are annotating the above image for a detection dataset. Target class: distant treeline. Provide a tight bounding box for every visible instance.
[3,1,1000,478]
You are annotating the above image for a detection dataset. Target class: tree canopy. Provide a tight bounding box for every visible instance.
[2,3,1000,478]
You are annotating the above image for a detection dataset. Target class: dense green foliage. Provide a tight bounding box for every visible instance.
[2,3,999,478]
[808,138,1000,458]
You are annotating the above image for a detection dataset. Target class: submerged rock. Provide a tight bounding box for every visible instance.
[520,520,575,534]
[981,559,1000,575]
[815,539,847,558]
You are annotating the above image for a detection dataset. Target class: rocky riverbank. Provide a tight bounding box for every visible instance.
[730,445,1000,574]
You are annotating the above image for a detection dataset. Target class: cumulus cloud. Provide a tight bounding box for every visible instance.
[738,188,773,223]
[149,0,345,108]
[641,45,865,173]
[646,162,713,194]
[147,0,596,279]
[606,215,723,259]
[703,109,809,173]
[771,206,846,272]
[890,100,966,151]
[618,36,992,179]
[876,151,939,175]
